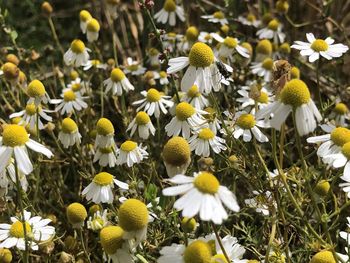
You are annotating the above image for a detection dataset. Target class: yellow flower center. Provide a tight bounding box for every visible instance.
[183,240,213,263]
[86,18,100,32]
[291,66,300,79]
[148,48,159,56]
[334,103,348,115]
[267,19,279,31]
[127,64,139,71]
[27,79,46,98]
[110,68,126,82]
[330,127,350,146]
[241,42,253,55]
[189,42,214,68]
[96,118,114,135]
[62,118,78,134]
[25,103,38,115]
[310,251,336,263]
[187,85,201,98]
[10,221,32,238]
[262,58,273,70]
[120,140,137,152]
[279,43,291,54]
[135,111,150,125]
[220,25,229,34]
[280,79,311,107]
[193,172,220,194]
[186,26,199,42]
[314,180,330,196]
[79,10,92,22]
[176,102,195,121]
[146,88,161,102]
[71,83,81,92]
[247,13,256,22]
[163,0,176,12]
[2,62,19,80]
[213,11,225,19]
[100,226,124,255]
[198,128,215,140]
[256,39,272,55]
[91,59,101,66]
[2,124,29,147]
[93,172,114,186]
[276,0,289,13]
[163,136,191,166]
[159,71,167,78]
[223,37,237,48]
[63,90,76,102]
[211,254,228,263]
[181,217,197,232]
[311,39,329,52]
[66,203,87,225]
[256,91,269,104]
[71,39,85,54]
[342,142,350,160]
[0,248,12,263]
[99,146,114,154]
[70,70,79,80]
[236,114,256,129]
[118,199,149,231]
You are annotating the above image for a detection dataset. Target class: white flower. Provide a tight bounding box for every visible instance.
[132,88,174,118]
[87,210,108,231]
[104,68,134,96]
[339,176,350,200]
[198,32,214,44]
[127,111,155,140]
[58,118,82,148]
[256,19,285,43]
[83,59,107,71]
[116,140,148,167]
[26,79,51,106]
[79,10,92,34]
[256,79,322,136]
[82,172,128,204]
[63,39,90,67]
[329,102,350,126]
[0,160,28,195]
[188,127,226,157]
[154,0,185,26]
[237,83,273,110]
[0,210,55,251]
[86,18,100,43]
[67,77,90,94]
[291,33,349,62]
[323,141,350,179]
[0,124,53,175]
[162,171,240,224]
[181,84,209,110]
[124,57,146,76]
[52,89,88,115]
[244,190,275,216]
[211,33,250,58]
[201,11,228,25]
[95,118,115,149]
[154,71,169,85]
[93,145,118,167]
[238,13,261,27]
[250,58,274,82]
[339,217,350,244]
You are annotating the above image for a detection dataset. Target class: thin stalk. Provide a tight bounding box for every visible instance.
[48,17,64,56]
[78,228,91,263]
[211,223,230,263]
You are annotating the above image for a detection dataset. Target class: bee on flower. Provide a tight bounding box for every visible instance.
[63,39,90,67]
[116,140,148,167]
[79,10,92,34]
[52,89,88,115]
[181,84,209,110]
[257,19,286,43]
[201,11,228,25]
[211,34,250,59]
[124,57,146,76]
[58,118,82,148]
[104,67,134,96]
[238,13,261,27]
[154,0,185,26]
[127,111,155,140]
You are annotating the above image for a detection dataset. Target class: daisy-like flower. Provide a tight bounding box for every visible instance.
[0,210,55,251]
[323,142,350,179]
[63,39,90,67]
[86,18,100,42]
[203,107,222,134]
[116,140,148,167]
[250,57,274,82]
[0,160,28,195]
[162,171,240,224]
[339,217,350,243]
[211,34,250,58]
[154,0,185,26]
[9,103,52,130]
[244,190,275,216]
[104,68,134,96]
[93,145,118,167]
[0,124,53,175]
[329,102,349,126]
[95,118,115,148]
[340,175,350,199]
[238,13,261,27]
[127,111,155,140]
[177,26,199,52]
[67,77,90,94]
[161,32,183,53]
[182,85,209,110]
[87,209,108,231]
[201,11,228,25]
[124,57,146,76]
[58,118,82,148]
[237,83,273,110]
[26,79,50,106]
[256,19,286,43]
[132,88,174,118]
[82,172,128,204]
[291,33,349,63]
[53,89,88,115]
[198,31,214,45]
[158,71,169,85]
[66,203,87,228]
[256,39,273,61]
[83,59,108,71]
[165,102,205,139]
[231,111,269,143]
[147,48,161,68]
[79,10,92,34]
[188,127,226,157]
[257,79,322,136]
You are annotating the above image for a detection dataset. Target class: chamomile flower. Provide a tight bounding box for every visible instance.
[124,57,146,76]
[0,210,55,251]
[198,31,213,45]
[323,142,350,179]
[188,127,226,157]
[257,79,322,136]
[177,26,199,52]
[26,79,50,106]
[238,13,261,27]
[162,171,240,224]
[86,18,100,42]
[79,10,92,34]
[256,39,273,61]
[154,0,185,26]
[132,88,174,118]
[232,111,269,142]
[211,34,250,58]
[161,32,183,52]
[250,57,274,82]
[329,102,349,126]
[203,107,222,134]
[340,176,350,199]
[1,62,19,87]
[82,172,128,204]
[158,71,169,85]
[257,19,286,43]
[147,48,161,68]
[66,202,87,228]
[127,111,155,139]
[9,103,52,130]
[67,77,89,94]
[165,102,205,139]
[87,210,108,231]
[182,85,209,110]
[244,190,274,216]
[63,39,90,67]
[58,118,81,148]
[0,124,53,175]
[201,11,228,25]
[0,160,28,195]
[104,68,134,96]
[83,59,107,71]
[95,118,115,148]
[291,33,349,62]
[237,83,273,110]
[53,89,88,115]
[116,140,148,167]
[310,251,337,263]
[93,145,118,167]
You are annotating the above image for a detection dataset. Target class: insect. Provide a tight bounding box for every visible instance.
[215,61,231,80]
[272,59,291,96]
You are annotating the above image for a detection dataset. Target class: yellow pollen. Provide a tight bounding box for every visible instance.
[99,146,114,154]
[189,42,214,68]
[100,226,124,255]
[187,85,201,98]
[25,103,38,115]
[183,240,213,263]
[223,37,237,48]
[256,39,272,55]
[163,136,191,166]
[159,71,167,78]
[213,11,225,19]
[63,90,76,102]
[193,172,220,194]
[135,111,150,125]
[2,124,29,147]
[198,128,215,140]
[110,68,126,82]
[146,88,161,102]
[310,250,336,263]
[280,79,310,107]
[79,10,92,22]
[71,39,85,54]
[212,254,228,263]
[10,221,32,238]
[262,58,273,70]
[311,39,329,52]
[118,199,149,231]
[163,0,176,12]
[247,13,256,22]
[93,172,113,186]
[334,103,348,115]
[66,203,87,225]
[120,140,137,152]
[176,102,195,121]
[61,118,78,134]
[267,19,279,31]
[96,118,114,135]
[236,113,256,129]
[186,26,199,42]
[27,79,46,98]
[86,18,100,32]
[71,83,81,92]
[256,91,269,104]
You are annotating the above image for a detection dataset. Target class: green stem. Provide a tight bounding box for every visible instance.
[211,223,230,263]
[79,228,91,263]
[48,17,64,56]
